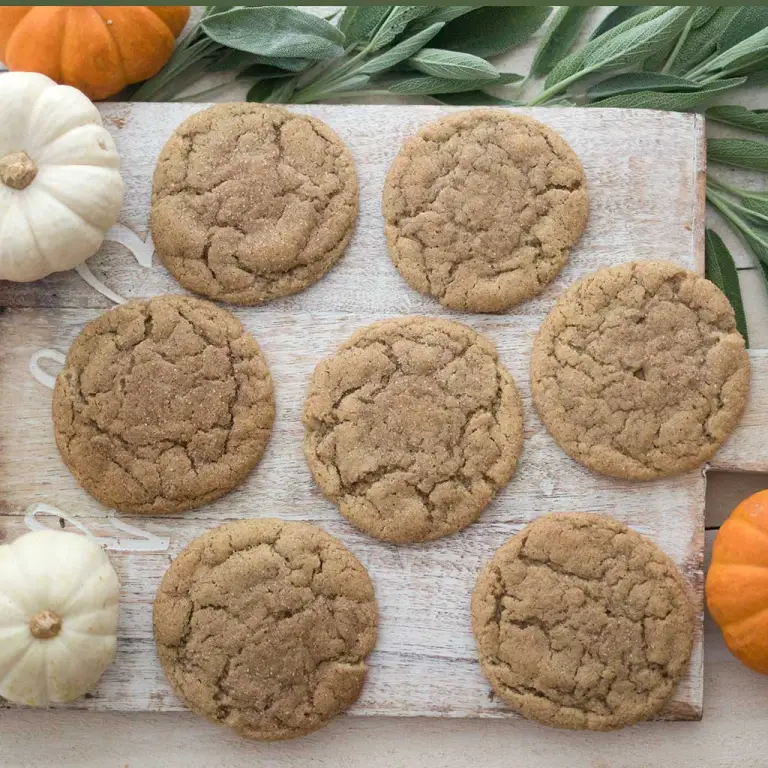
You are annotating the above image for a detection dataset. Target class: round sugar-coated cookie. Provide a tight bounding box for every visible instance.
[303,316,524,544]
[531,260,750,479]
[153,519,378,741]
[382,109,588,312]
[471,513,695,730]
[151,104,358,304]
[53,295,275,514]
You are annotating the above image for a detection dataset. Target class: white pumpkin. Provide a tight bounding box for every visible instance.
[0,529,120,707]
[0,72,124,282]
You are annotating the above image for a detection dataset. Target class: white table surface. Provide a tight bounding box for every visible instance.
[3,8,768,767]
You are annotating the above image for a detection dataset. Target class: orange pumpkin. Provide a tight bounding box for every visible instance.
[706,489,768,675]
[0,6,190,100]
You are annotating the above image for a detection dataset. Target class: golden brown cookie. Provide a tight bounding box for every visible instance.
[531,260,750,479]
[471,513,695,730]
[382,109,588,313]
[303,316,523,544]
[53,295,274,514]
[154,519,378,741]
[151,104,358,304]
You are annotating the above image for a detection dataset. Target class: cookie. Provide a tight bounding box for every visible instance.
[151,104,358,305]
[531,260,750,479]
[471,513,695,730]
[382,109,588,313]
[53,295,275,514]
[303,316,523,544]
[154,518,377,741]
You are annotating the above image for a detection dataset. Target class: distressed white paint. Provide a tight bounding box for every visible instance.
[0,103,720,720]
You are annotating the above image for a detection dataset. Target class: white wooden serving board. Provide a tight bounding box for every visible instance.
[2,103,763,722]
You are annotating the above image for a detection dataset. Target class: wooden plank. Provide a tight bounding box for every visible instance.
[0,103,708,720]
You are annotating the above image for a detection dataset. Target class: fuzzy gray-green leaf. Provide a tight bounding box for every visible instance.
[590,6,646,40]
[339,6,391,44]
[694,26,768,78]
[708,139,768,172]
[432,6,552,58]
[531,6,590,77]
[707,106,768,135]
[718,6,768,52]
[413,7,475,28]
[387,74,501,96]
[433,92,523,107]
[360,23,444,75]
[587,78,747,110]
[705,229,749,345]
[588,73,708,101]
[370,7,434,51]
[408,48,499,81]
[202,7,345,60]
[545,6,669,89]
[670,7,741,75]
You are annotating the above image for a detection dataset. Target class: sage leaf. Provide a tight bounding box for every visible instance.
[670,8,741,75]
[387,75,502,96]
[693,26,768,78]
[545,7,669,89]
[708,139,768,172]
[339,6,391,45]
[370,7,434,51]
[705,229,749,345]
[495,73,526,85]
[588,73,707,101]
[434,92,523,106]
[744,197,768,221]
[706,106,768,135]
[531,7,590,77]
[202,7,345,60]
[589,6,645,41]
[414,7,475,28]
[581,8,696,73]
[718,6,768,53]
[247,77,295,104]
[587,78,747,110]
[408,48,499,81]
[360,23,445,75]
[432,6,552,58]
[212,51,310,74]
[318,74,371,96]
[236,63,296,81]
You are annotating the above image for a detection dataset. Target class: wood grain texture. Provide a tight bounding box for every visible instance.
[0,104,711,721]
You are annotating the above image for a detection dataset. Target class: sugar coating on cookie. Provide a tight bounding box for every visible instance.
[151,104,358,305]
[383,109,588,313]
[153,519,378,741]
[303,316,523,544]
[531,260,750,479]
[53,295,275,514]
[471,513,694,730]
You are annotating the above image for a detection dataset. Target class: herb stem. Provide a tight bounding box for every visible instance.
[661,13,696,74]
[707,190,768,253]
[527,66,596,106]
[708,187,768,227]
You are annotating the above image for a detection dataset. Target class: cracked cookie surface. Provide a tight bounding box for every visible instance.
[382,110,588,313]
[531,260,750,479]
[303,316,523,544]
[153,518,378,741]
[151,104,358,305]
[53,295,275,514]
[471,513,694,730]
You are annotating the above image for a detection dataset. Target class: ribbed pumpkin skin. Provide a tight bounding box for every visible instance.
[0,6,190,100]
[706,490,768,675]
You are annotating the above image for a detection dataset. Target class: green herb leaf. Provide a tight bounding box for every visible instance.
[360,23,445,75]
[588,73,709,101]
[370,7,435,51]
[318,74,371,96]
[202,7,345,60]
[387,74,502,96]
[708,139,768,172]
[705,229,749,345]
[707,105,768,135]
[338,6,391,45]
[247,77,295,104]
[531,7,590,77]
[408,48,499,81]
[432,6,552,59]
[744,197,768,222]
[692,26,768,79]
[581,7,696,73]
[433,92,524,106]
[545,7,669,89]
[589,6,645,40]
[213,51,310,74]
[718,6,768,53]
[587,78,747,110]
[413,7,476,28]
[670,7,741,75]
[236,63,296,81]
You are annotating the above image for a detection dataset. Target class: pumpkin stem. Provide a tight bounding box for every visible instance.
[0,151,38,190]
[29,610,63,640]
